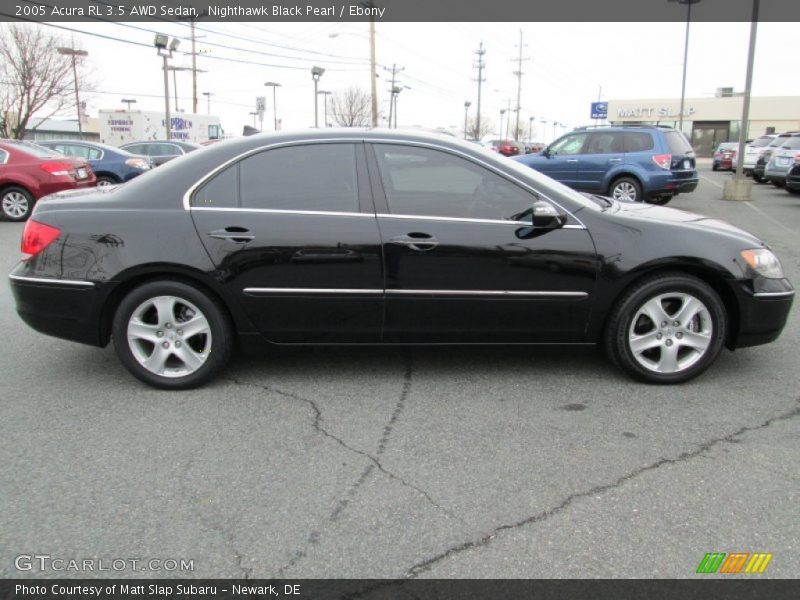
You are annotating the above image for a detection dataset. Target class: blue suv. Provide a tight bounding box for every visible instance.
[513,125,698,204]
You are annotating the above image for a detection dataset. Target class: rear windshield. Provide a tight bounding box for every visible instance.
[782,136,800,150]
[768,136,789,147]
[664,131,693,155]
[750,136,774,148]
[11,142,62,158]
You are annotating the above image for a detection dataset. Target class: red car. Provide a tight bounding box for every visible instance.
[0,139,96,221]
[486,139,523,157]
[712,142,738,171]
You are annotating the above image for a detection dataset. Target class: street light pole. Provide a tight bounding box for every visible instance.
[154,35,179,140]
[202,91,213,115]
[122,98,137,111]
[463,101,471,139]
[499,109,506,139]
[528,116,534,144]
[56,47,88,140]
[671,0,702,134]
[318,90,332,127]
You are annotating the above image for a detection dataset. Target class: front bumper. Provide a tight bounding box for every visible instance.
[731,278,794,348]
[9,267,106,347]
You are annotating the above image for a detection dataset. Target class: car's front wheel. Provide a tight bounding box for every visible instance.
[95,175,119,187]
[1,186,34,221]
[112,280,233,389]
[609,177,643,203]
[605,273,727,384]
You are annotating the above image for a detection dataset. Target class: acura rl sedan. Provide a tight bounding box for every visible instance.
[8,130,794,389]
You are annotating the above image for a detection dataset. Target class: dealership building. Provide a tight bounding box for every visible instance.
[607,94,800,157]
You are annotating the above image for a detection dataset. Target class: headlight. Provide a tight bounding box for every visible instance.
[741,248,785,279]
[125,158,150,170]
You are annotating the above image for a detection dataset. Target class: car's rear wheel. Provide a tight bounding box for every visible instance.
[771,180,785,188]
[1,186,34,221]
[112,280,233,389]
[605,273,726,384]
[752,172,765,183]
[610,177,643,203]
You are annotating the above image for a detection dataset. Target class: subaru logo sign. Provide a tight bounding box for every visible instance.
[591,102,608,119]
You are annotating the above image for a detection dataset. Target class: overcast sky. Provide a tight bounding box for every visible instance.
[37,20,800,141]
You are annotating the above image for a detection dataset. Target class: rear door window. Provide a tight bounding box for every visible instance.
[664,131,694,155]
[623,132,655,152]
[585,132,624,154]
[781,136,800,150]
[192,165,238,208]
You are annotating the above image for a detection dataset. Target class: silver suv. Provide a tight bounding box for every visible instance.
[764,133,800,187]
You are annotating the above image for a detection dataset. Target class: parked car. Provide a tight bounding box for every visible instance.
[9,130,793,389]
[0,139,96,221]
[764,133,800,187]
[786,160,800,195]
[753,132,798,183]
[485,139,523,157]
[712,142,738,171]
[514,125,698,204]
[119,140,202,166]
[740,134,776,176]
[38,140,151,187]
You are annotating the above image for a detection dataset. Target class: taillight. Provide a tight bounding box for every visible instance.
[39,161,73,177]
[21,219,61,259]
[795,152,800,162]
[652,153,672,170]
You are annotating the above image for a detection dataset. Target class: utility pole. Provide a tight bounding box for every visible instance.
[473,42,486,139]
[384,63,404,128]
[56,46,88,140]
[512,29,529,141]
[369,13,378,127]
[190,20,199,114]
[202,91,213,115]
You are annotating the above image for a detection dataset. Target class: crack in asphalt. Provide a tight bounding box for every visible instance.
[403,401,800,579]
[223,359,460,575]
[178,457,253,579]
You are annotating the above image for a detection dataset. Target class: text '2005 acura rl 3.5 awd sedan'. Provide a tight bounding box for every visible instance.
[8,130,795,389]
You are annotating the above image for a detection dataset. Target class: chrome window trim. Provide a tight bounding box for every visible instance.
[243,287,587,298]
[8,274,95,287]
[753,290,795,298]
[41,142,104,161]
[191,207,373,218]
[376,213,583,228]
[181,137,586,229]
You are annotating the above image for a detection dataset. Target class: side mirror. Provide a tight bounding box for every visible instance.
[542,147,551,158]
[532,201,567,229]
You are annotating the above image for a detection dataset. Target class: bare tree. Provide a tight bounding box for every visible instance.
[466,114,494,141]
[330,87,371,127]
[0,24,89,139]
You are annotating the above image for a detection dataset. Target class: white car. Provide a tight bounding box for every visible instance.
[733,134,775,173]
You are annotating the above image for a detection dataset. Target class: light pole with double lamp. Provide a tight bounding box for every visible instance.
[154,34,180,140]
[463,101,471,139]
[121,98,137,110]
[311,66,325,128]
[264,82,281,130]
[56,47,88,140]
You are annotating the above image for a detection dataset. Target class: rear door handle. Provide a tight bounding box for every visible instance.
[608,158,622,163]
[389,233,438,252]
[208,227,254,243]
[566,159,579,163]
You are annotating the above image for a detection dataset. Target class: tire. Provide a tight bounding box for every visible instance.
[112,280,233,389]
[787,187,800,195]
[1,186,34,221]
[648,195,672,206]
[771,180,784,188]
[605,273,727,384]
[752,172,765,183]
[712,163,718,171]
[609,177,643,203]
[95,175,119,187]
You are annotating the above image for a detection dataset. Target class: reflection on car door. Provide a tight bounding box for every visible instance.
[190,142,384,343]
[367,142,598,343]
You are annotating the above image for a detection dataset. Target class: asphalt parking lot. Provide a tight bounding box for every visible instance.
[0,165,798,579]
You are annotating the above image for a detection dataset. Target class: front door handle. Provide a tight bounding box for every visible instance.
[566,159,579,163]
[389,233,438,252]
[608,158,622,163]
[208,227,254,243]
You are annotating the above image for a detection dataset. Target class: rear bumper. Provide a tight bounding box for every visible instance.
[648,175,698,198]
[731,279,794,348]
[9,269,105,347]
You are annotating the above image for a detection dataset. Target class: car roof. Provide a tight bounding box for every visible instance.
[39,140,129,152]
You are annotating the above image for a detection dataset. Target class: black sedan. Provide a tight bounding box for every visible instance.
[119,140,201,167]
[786,161,800,194]
[8,130,794,389]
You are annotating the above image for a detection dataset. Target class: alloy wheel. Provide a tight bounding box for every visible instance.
[612,182,637,202]
[2,191,29,219]
[127,295,212,378]
[627,292,713,374]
